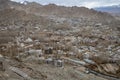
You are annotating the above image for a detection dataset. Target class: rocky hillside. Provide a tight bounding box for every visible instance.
[0,0,117,28]
[0,0,10,10]
[0,1,120,80]
[5,1,115,23]
[20,3,115,22]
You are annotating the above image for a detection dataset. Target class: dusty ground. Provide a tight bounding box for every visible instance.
[28,64,107,80]
[0,58,107,80]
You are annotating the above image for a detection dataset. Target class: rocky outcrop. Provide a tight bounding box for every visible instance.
[0,0,10,10]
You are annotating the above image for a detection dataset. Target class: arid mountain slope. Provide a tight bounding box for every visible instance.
[22,3,115,22]
[6,1,115,23]
[0,0,10,10]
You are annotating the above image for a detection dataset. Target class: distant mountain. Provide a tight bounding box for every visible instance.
[94,5,120,14]
[12,2,115,23]
[0,0,116,24]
